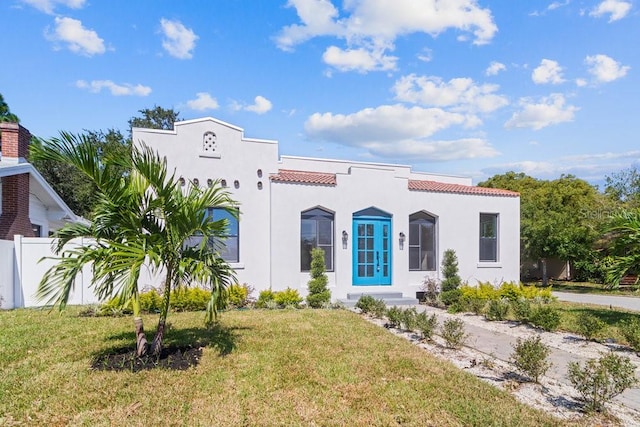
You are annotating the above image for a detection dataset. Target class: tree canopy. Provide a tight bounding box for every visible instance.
[0,93,19,123]
[605,166,640,207]
[128,106,180,134]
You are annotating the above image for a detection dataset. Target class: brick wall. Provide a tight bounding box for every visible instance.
[0,123,35,239]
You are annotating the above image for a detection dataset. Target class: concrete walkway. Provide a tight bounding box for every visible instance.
[554,291,640,312]
[413,304,640,415]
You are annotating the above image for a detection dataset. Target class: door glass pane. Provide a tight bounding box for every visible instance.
[366,252,373,263]
[358,224,365,236]
[383,252,388,263]
[358,252,365,263]
[383,265,388,276]
[366,224,373,235]
[366,265,374,277]
[366,238,373,250]
[383,224,388,237]
[358,238,365,249]
[358,265,365,276]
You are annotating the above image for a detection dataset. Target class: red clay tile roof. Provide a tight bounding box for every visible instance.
[408,179,519,197]
[270,169,337,186]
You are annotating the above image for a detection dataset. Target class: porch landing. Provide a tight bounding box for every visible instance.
[338,292,419,308]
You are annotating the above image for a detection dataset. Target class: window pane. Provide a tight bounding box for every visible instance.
[318,220,332,245]
[218,237,239,263]
[409,247,420,270]
[321,246,333,271]
[214,209,238,235]
[409,223,419,245]
[479,213,498,262]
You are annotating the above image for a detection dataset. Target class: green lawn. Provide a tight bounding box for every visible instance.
[535,280,639,296]
[0,307,570,426]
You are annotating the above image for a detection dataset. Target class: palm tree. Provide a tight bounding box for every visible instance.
[603,208,640,289]
[34,132,237,356]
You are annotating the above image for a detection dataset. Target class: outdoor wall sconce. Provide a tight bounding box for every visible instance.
[399,232,406,250]
[342,230,348,249]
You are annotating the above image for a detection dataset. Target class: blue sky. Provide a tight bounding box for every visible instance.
[1,0,638,186]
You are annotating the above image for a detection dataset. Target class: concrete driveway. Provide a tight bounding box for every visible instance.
[554,291,640,312]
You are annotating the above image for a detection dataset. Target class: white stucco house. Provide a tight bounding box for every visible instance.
[133,117,520,303]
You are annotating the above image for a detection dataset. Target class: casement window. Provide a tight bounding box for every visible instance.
[206,207,239,263]
[409,212,436,271]
[300,207,334,271]
[479,213,498,262]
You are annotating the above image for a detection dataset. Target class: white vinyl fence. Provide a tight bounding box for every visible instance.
[1,235,163,309]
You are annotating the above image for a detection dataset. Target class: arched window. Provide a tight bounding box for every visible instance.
[409,212,436,271]
[301,207,334,271]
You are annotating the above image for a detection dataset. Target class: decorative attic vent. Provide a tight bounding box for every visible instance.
[203,131,217,152]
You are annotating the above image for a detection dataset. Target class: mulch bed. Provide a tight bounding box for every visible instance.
[91,345,203,372]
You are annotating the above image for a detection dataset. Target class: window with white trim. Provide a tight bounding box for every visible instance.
[206,207,239,263]
[479,213,498,262]
[301,207,334,271]
[409,212,436,271]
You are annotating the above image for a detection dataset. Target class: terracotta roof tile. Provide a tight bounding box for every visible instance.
[270,169,337,186]
[408,179,519,197]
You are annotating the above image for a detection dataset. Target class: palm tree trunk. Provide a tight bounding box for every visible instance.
[135,317,148,357]
[150,269,173,356]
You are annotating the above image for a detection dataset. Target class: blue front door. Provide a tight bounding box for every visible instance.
[353,218,391,285]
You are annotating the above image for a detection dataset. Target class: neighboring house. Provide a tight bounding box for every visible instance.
[133,117,521,302]
[0,122,81,239]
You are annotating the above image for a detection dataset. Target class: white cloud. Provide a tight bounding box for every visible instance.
[392,74,509,114]
[322,45,397,73]
[21,0,85,14]
[417,48,433,63]
[159,18,198,59]
[585,54,630,83]
[485,61,506,76]
[275,0,497,73]
[590,0,632,22]
[548,1,571,11]
[532,59,565,84]
[46,16,105,56]
[505,93,578,130]
[186,92,219,111]
[231,96,273,114]
[75,80,151,96]
[575,78,588,87]
[303,103,498,161]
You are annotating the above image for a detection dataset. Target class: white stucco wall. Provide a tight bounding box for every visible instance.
[132,117,520,301]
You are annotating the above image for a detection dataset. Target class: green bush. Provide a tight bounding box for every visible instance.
[370,299,387,318]
[462,296,486,315]
[510,298,532,323]
[620,318,640,353]
[400,307,418,331]
[171,287,210,312]
[355,295,376,313]
[273,287,303,308]
[576,312,606,342]
[139,289,163,313]
[100,297,132,316]
[415,311,438,340]
[485,298,509,321]
[227,283,250,308]
[440,289,462,307]
[568,352,638,412]
[530,305,561,331]
[441,249,462,292]
[306,247,331,308]
[441,318,467,349]
[256,289,275,308]
[510,335,551,383]
[386,306,403,328]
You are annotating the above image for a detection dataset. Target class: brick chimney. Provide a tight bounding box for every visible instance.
[0,122,35,239]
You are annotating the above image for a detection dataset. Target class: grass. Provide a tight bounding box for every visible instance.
[531,280,640,296]
[552,301,640,344]
[0,307,570,426]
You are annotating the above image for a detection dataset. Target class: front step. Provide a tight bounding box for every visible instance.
[339,292,419,308]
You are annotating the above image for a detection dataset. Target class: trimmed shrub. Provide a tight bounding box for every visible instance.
[441,318,467,349]
[306,247,331,308]
[441,249,462,292]
[510,298,532,323]
[256,289,275,308]
[415,311,438,340]
[139,289,163,313]
[485,298,510,321]
[370,299,387,318]
[463,296,487,315]
[440,289,462,307]
[510,335,551,383]
[530,305,561,332]
[620,318,640,353]
[568,352,638,412]
[576,312,606,342]
[386,306,403,329]
[355,295,376,313]
[273,287,303,308]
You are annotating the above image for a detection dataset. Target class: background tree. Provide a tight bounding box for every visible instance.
[0,93,19,123]
[605,166,640,208]
[34,132,236,357]
[306,247,331,308]
[128,106,180,134]
[479,172,604,285]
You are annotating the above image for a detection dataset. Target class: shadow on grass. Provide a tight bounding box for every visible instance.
[91,323,249,372]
